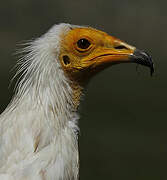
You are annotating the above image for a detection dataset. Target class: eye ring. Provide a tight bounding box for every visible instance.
[76,38,91,51]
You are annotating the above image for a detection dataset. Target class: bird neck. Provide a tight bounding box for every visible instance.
[13,67,81,132]
[70,81,83,109]
[1,25,83,179]
[3,64,81,179]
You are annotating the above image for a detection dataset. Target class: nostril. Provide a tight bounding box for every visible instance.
[114,45,128,50]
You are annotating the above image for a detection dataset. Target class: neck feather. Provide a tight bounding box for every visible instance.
[11,24,83,130]
[0,24,82,180]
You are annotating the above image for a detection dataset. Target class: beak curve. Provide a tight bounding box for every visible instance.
[130,49,154,76]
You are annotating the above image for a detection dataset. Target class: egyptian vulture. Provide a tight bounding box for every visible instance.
[0,23,154,180]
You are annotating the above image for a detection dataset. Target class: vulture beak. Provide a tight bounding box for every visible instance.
[130,49,154,76]
[87,40,154,76]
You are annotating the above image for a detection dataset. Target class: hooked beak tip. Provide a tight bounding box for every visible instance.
[130,49,154,76]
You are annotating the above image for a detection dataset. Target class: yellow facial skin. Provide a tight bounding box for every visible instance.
[59,27,135,82]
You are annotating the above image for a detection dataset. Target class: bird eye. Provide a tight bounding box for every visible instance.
[77,38,91,50]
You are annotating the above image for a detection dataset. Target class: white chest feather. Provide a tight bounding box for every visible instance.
[0,102,79,180]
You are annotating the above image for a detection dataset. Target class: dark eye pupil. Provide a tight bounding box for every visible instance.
[77,38,91,49]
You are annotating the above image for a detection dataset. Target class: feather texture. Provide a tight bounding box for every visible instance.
[0,23,79,180]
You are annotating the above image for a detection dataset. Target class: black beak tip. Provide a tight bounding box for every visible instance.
[131,49,154,76]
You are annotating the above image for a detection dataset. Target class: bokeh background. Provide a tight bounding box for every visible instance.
[0,0,166,179]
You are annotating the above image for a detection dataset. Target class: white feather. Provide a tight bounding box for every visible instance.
[0,23,80,180]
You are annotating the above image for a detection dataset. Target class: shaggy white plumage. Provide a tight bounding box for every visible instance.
[0,22,154,180]
[0,23,79,180]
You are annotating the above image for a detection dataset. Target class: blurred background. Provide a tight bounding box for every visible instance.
[0,0,166,179]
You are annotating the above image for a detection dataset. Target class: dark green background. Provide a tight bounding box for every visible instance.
[0,0,166,179]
